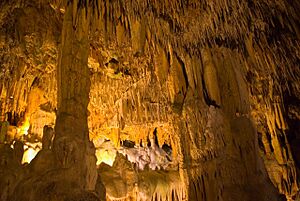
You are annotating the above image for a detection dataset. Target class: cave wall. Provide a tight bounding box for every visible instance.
[0,0,300,200]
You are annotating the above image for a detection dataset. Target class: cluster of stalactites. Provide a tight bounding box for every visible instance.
[151,186,185,201]
[106,177,186,201]
[49,0,299,45]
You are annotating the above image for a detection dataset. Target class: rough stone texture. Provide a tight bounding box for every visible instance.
[0,0,299,200]
[1,0,100,200]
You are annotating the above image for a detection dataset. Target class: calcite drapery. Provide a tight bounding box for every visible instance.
[0,0,299,200]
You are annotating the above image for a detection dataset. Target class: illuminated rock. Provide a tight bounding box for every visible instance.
[21,145,39,164]
[0,0,299,200]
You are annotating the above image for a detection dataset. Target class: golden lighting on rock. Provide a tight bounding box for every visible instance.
[22,146,39,164]
[96,149,116,166]
[18,116,30,136]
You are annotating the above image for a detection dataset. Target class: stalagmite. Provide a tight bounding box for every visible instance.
[0,0,299,200]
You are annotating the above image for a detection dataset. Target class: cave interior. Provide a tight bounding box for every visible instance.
[0,0,300,201]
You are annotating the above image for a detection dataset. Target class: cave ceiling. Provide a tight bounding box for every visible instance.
[0,0,300,200]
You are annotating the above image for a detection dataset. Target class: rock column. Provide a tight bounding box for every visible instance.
[54,0,97,191]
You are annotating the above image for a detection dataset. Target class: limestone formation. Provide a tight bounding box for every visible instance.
[0,144,24,201]
[0,0,299,200]
[42,125,54,150]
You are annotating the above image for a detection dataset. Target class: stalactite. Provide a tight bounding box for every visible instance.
[0,0,299,200]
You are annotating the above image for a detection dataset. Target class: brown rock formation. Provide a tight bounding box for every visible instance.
[0,0,299,200]
[1,0,101,200]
